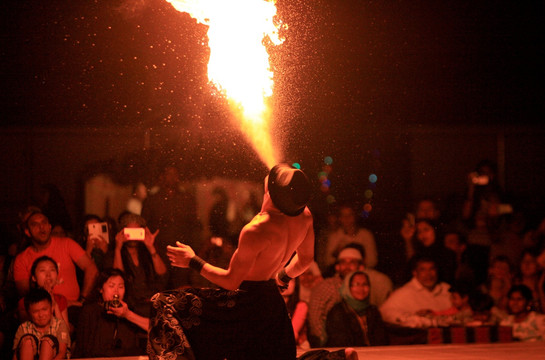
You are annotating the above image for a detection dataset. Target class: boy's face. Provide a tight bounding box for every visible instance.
[28,299,53,328]
[450,292,468,309]
[508,291,528,315]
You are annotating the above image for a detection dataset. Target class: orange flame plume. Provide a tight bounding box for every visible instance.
[166,0,284,169]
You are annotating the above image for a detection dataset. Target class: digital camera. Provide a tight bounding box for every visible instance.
[104,294,122,311]
[123,227,145,241]
[88,222,109,243]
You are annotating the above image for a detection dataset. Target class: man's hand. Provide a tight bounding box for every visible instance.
[167,241,196,268]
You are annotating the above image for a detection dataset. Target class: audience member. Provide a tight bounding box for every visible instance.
[36,183,74,237]
[443,229,489,286]
[13,211,98,305]
[465,291,505,326]
[513,248,544,313]
[141,165,201,288]
[500,284,545,342]
[316,208,339,275]
[380,256,452,328]
[480,255,513,312]
[208,186,232,239]
[126,182,148,216]
[308,243,392,347]
[113,213,167,317]
[325,271,388,347]
[462,159,505,230]
[79,214,113,271]
[432,281,474,326]
[17,256,70,330]
[72,268,148,358]
[13,288,70,360]
[408,218,457,285]
[323,204,378,271]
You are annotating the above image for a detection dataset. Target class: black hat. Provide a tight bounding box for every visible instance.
[268,164,312,216]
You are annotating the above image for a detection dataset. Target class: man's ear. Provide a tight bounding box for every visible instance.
[24,228,31,238]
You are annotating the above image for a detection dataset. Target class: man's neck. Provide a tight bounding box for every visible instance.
[32,238,52,252]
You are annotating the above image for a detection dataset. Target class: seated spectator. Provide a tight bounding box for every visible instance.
[325,271,388,347]
[113,213,167,317]
[79,214,114,271]
[380,256,452,328]
[13,288,70,360]
[443,229,489,286]
[480,255,513,312]
[72,268,148,358]
[408,218,457,285]
[17,256,69,330]
[323,204,378,271]
[308,243,392,347]
[500,284,545,342]
[13,211,98,306]
[465,291,506,326]
[513,248,544,313]
[433,281,474,326]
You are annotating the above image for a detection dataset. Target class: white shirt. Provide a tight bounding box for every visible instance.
[380,277,452,328]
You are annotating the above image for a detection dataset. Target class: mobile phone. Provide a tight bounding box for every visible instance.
[88,222,109,243]
[123,227,145,241]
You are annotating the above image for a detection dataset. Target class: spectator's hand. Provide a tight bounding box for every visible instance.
[167,241,195,268]
[107,300,129,318]
[115,230,128,250]
[144,227,160,252]
[88,235,108,254]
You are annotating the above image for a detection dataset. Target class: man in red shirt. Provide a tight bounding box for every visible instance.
[14,211,98,305]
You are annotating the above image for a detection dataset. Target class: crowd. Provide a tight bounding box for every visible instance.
[1,160,545,359]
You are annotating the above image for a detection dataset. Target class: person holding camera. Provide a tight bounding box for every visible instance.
[113,213,167,317]
[72,268,148,358]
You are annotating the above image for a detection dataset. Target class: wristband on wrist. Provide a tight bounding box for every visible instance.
[189,255,206,272]
[278,268,293,284]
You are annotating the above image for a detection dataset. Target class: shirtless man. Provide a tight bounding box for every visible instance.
[148,164,314,360]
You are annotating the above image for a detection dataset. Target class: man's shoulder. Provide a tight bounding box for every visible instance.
[365,268,391,282]
[312,276,341,294]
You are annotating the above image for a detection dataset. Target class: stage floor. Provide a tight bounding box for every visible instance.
[299,341,544,360]
[72,341,544,360]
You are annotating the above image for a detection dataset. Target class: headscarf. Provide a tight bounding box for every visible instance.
[339,271,371,315]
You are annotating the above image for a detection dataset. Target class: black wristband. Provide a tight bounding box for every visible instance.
[189,256,206,272]
[278,268,293,284]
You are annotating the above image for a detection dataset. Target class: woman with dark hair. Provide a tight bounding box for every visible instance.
[72,268,148,358]
[513,248,544,312]
[113,213,167,317]
[408,218,457,285]
[500,284,545,341]
[325,271,387,347]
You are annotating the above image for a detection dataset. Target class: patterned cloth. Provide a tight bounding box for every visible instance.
[147,280,296,360]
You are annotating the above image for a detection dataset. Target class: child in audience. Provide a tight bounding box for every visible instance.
[12,288,70,360]
[17,256,69,330]
[500,284,545,342]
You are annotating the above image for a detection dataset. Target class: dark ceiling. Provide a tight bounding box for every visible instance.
[1,0,543,130]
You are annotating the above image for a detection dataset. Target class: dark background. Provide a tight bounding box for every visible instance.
[1,0,544,231]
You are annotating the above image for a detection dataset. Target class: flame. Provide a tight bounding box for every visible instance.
[166,0,284,169]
